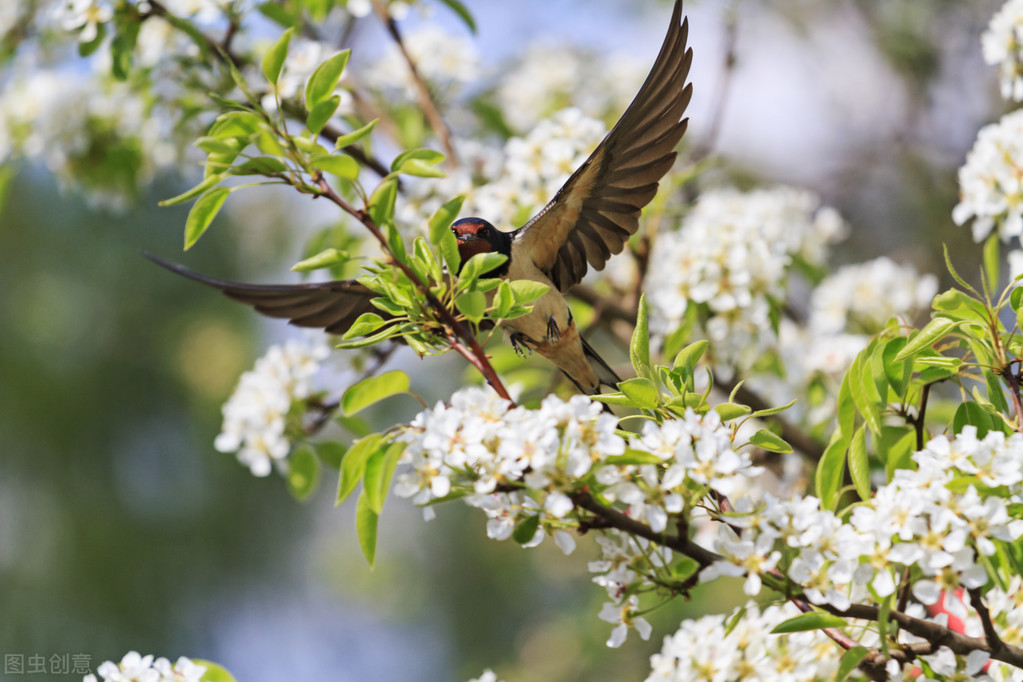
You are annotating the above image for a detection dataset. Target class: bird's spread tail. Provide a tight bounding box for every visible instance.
[580,336,621,394]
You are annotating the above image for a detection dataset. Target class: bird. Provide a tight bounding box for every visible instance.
[149,0,692,395]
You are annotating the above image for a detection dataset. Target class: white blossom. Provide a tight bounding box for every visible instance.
[52,0,112,43]
[215,337,330,476]
[646,186,846,370]
[83,652,205,682]
[953,109,1023,243]
[809,257,937,334]
[645,603,842,681]
[983,0,1023,100]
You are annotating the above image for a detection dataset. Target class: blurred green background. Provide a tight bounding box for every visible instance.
[0,0,1008,679]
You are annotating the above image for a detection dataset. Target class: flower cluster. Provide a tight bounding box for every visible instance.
[983,0,1023,101]
[705,427,1023,612]
[84,652,205,682]
[953,110,1023,243]
[646,186,847,369]
[399,387,764,646]
[745,257,936,432]
[215,337,330,476]
[396,108,606,231]
[645,602,844,681]
[494,43,647,132]
[809,257,937,335]
[0,67,188,209]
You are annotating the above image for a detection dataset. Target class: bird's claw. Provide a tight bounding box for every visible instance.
[546,315,561,342]
[510,333,532,358]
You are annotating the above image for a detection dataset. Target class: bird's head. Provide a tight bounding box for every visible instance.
[451,218,512,276]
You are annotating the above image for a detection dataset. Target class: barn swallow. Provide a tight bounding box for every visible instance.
[149,0,692,395]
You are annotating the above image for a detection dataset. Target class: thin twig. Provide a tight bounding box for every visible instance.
[371,0,459,165]
[914,383,931,451]
[726,380,826,462]
[305,344,399,434]
[969,588,1008,656]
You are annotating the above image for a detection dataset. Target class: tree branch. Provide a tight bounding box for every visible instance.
[371,0,459,166]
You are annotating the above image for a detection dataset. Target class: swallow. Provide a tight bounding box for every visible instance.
[148,0,692,395]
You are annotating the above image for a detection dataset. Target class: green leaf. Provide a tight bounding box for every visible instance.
[356,491,379,567]
[836,647,869,681]
[306,94,341,135]
[363,442,404,514]
[896,316,957,359]
[672,340,708,375]
[508,280,550,305]
[943,244,981,298]
[618,377,660,409]
[391,148,446,171]
[816,430,848,511]
[78,21,106,57]
[881,426,916,480]
[460,252,508,283]
[110,21,140,80]
[630,294,653,382]
[603,449,665,466]
[750,429,792,454]
[953,402,995,438]
[316,441,347,470]
[333,119,379,150]
[849,352,882,436]
[336,434,384,505]
[184,187,230,251]
[715,403,751,421]
[262,27,294,84]
[159,173,228,207]
[837,368,855,439]
[286,446,320,501]
[723,606,749,637]
[881,337,910,396]
[292,247,349,272]
[305,50,351,110]
[492,281,515,317]
[984,233,1000,293]
[396,158,446,178]
[194,661,237,682]
[512,515,540,544]
[257,1,299,27]
[342,370,410,415]
[343,312,387,340]
[771,612,848,634]
[750,399,797,418]
[232,156,287,175]
[455,291,487,323]
[436,0,477,33]
[427,195,464,271]
[368,177,398,226]
[848,425,870,500]
[312,153,360,180]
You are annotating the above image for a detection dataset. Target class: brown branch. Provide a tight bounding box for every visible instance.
[969,588,1008,657]
[371,0,459,165]
[571,490,720,567]
[313,176,511,401]
[914,383,931,451]
[813,600,1023,669]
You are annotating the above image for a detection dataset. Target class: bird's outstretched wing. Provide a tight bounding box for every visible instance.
[512,0,693,293]
[145,254,382,336]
